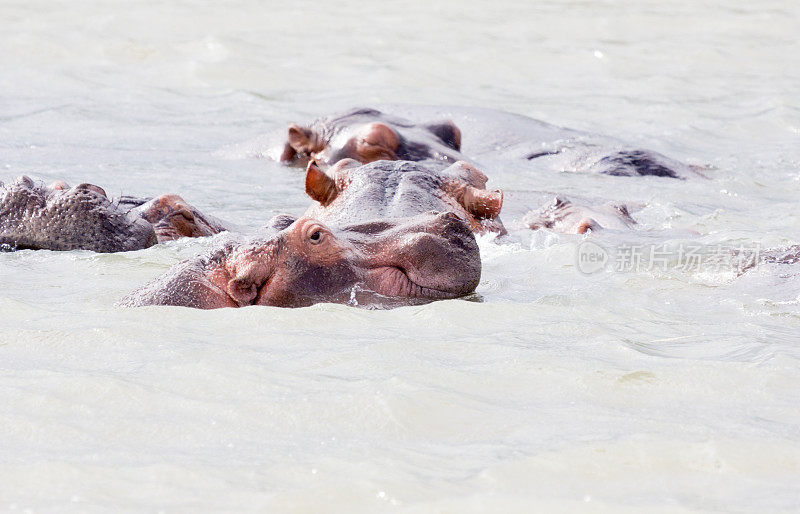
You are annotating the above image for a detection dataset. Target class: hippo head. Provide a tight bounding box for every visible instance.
[120,211,481,309]
[279,108,463,166]
[524,196,636,234]
[135,194,223,242]
[302,159,505,234]
[0,176,157,252]
[0,177,227,252]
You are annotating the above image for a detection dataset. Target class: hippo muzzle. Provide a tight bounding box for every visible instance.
[349,211,481,299]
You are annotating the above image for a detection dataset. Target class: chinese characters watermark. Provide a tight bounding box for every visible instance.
[576,241,761,275]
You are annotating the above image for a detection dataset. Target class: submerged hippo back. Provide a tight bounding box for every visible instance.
[0,178,157,252]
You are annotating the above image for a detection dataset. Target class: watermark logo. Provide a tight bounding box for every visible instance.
[576,241,609,274]
[575,242,762,275]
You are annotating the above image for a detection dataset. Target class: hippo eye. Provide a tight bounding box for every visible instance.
[309,229,322,244]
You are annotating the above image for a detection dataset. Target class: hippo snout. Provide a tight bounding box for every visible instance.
[376,211,481,298]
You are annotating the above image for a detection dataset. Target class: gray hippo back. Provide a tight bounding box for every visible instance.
[0,176,231,253]
[0,176,156,252]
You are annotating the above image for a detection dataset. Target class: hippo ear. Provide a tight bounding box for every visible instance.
[227,277,259,307]
[462,187,503,220]
[425,119,462,151]
[225,258,271,307]
[287,123,308,149]
[305,161,339,206]
[287,123,322,155]
[279,142,297,162]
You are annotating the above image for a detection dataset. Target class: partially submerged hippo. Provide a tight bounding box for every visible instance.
[737,245,800,274]
[265,106,704,179]
[302,158,505,234]
[524,196,636,234]
[761,246,800,266]
[0,176,228,252]
[383,105,708,179]
[136,193,229,243]
[120,211,480,309]
[279,108,464,167]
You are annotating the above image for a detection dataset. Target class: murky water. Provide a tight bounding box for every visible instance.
[1,0,799,511]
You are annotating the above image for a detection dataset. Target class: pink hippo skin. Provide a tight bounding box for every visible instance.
[119,211,481,309]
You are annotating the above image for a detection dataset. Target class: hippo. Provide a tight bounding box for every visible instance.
[737,245,800,274]
[301,158,505,234]
[381,105,708,179]
[761,246,800,266]
[0,176,229,252]
[278,108,463,167]
[119,211,481,309]
[136,194,230,243]
[523,196,636,234]
[257,106,704,179]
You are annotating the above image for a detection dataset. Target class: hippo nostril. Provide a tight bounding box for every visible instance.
[227,277,259,307]
[49,180,69,191]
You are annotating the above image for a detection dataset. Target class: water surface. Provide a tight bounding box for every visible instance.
[1,0,799,511]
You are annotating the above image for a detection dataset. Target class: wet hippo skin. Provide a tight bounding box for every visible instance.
[279,108,464,167]
[120,211,481,309]
[0,176,230,252]
[272,106,705,179]
[301,158,505,235]
[523,196,636,234]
